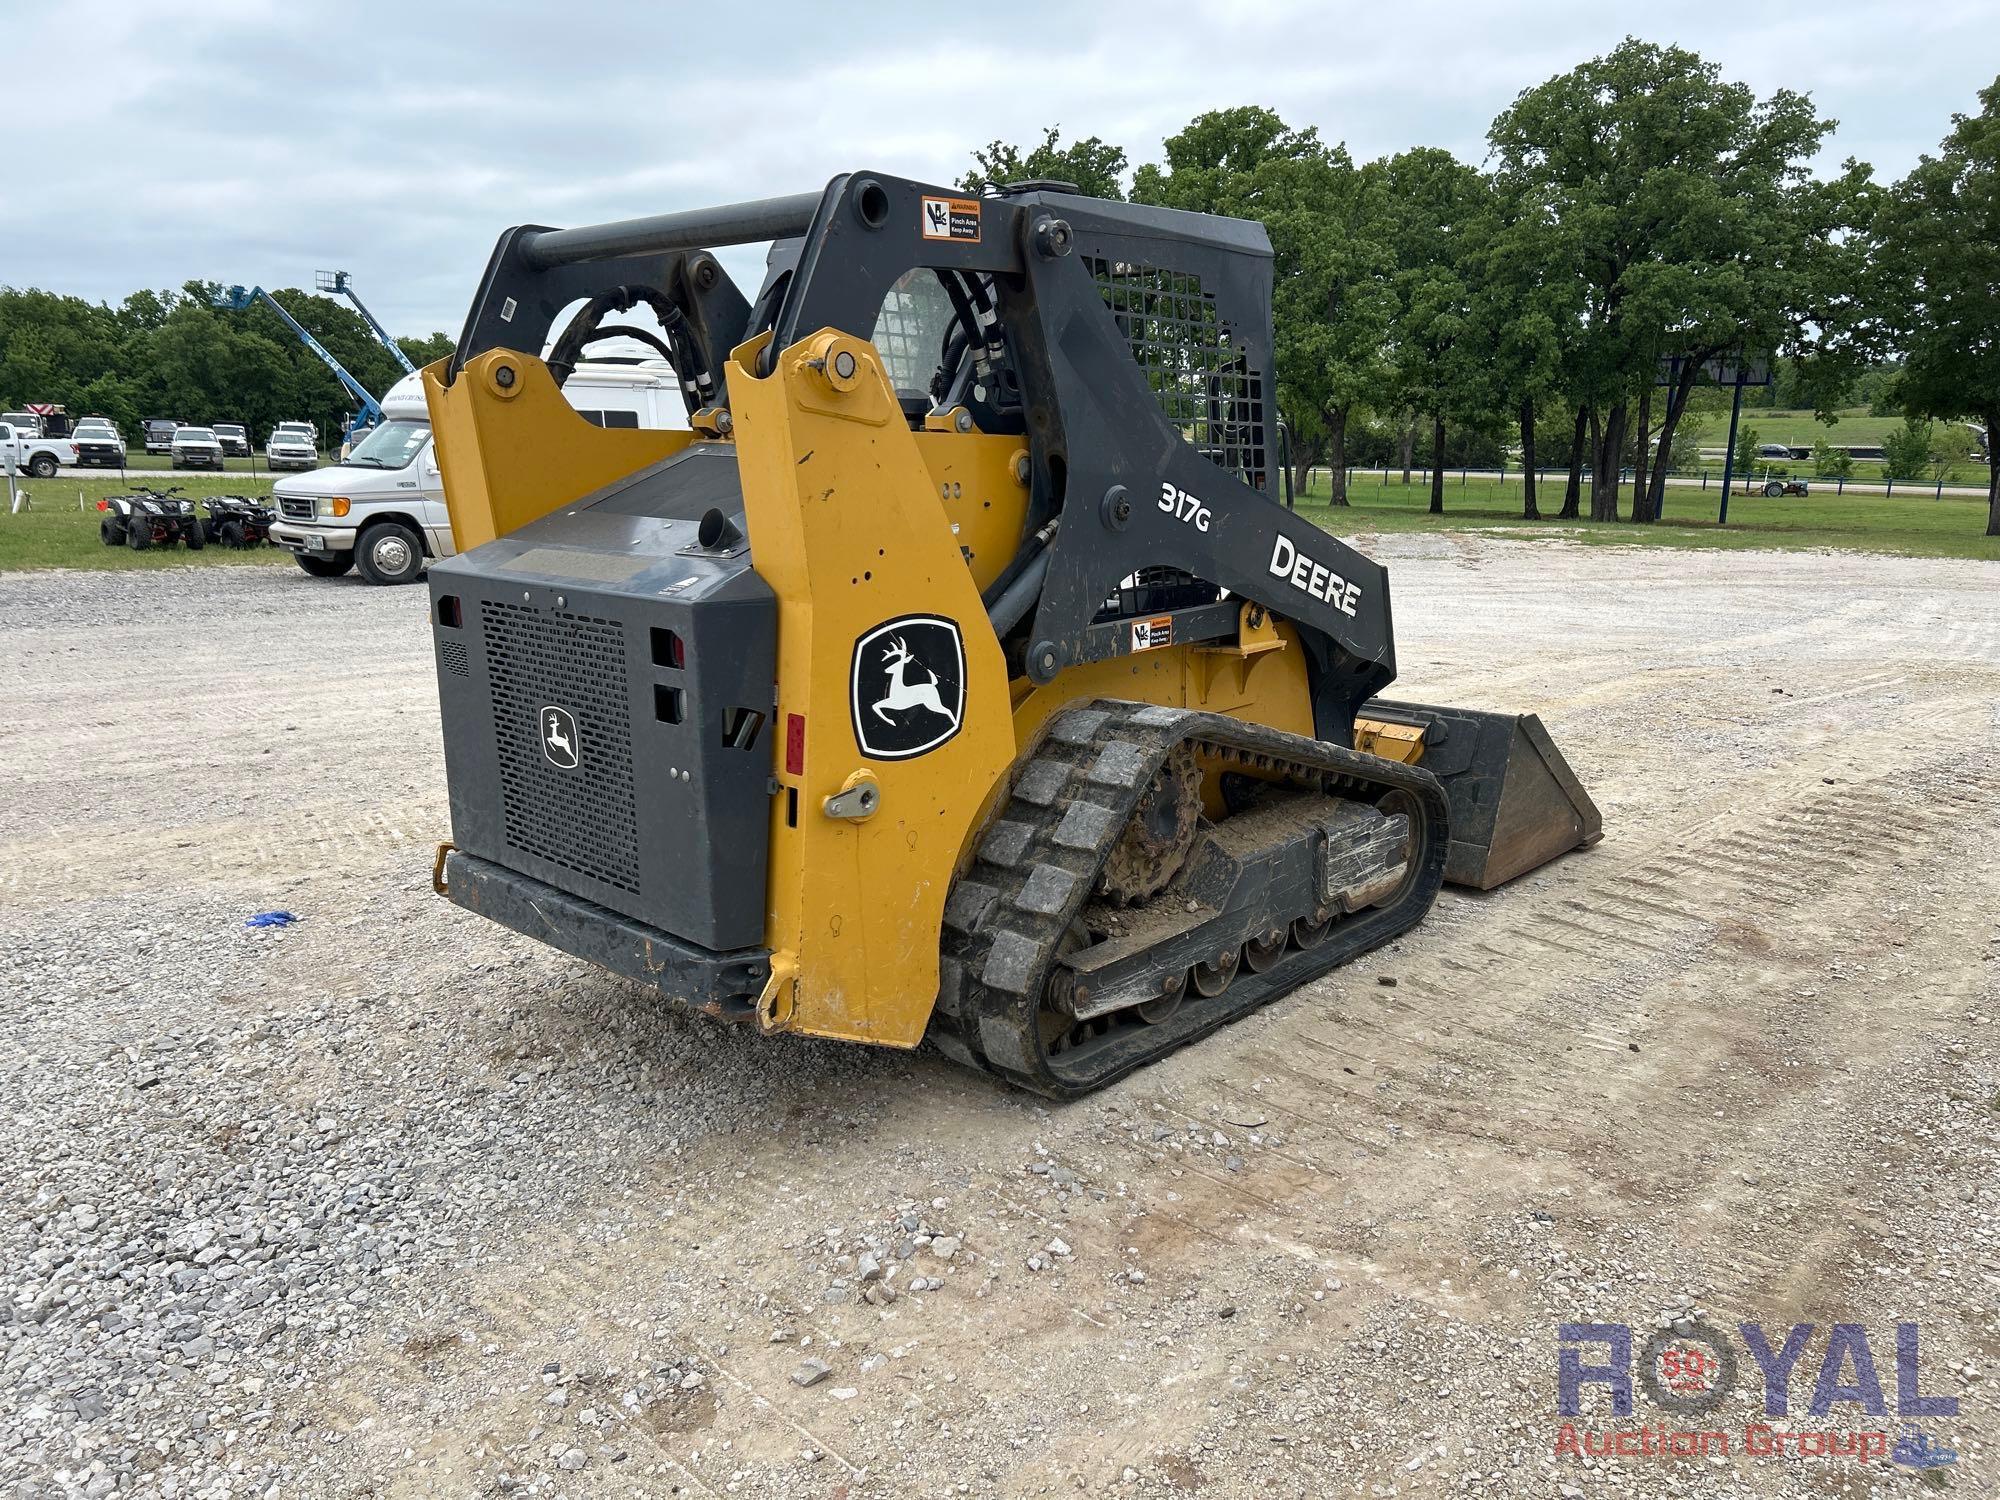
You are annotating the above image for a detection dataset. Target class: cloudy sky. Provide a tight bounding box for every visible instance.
[14,0,1993,338]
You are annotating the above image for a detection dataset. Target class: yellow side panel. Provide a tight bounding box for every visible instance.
[421,352,693,550]
[906,431,1031,593]
[732,331,1016,1050]
[1010,621,1317,747]
[1004,619,1319,831]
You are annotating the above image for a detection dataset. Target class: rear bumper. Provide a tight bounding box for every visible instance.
[437,848,771,1020]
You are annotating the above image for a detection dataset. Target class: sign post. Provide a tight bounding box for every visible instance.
[1656,354,1772,525]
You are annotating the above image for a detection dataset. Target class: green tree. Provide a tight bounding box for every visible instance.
[1666,409,1707,474]
[961,127,1127,198]
[1879,416,1933,482]
[1811,438,1853,479]
[1489,38,1860,523]
[398,332,456,367]
[1927,424,1966,483]
[1733,424,1762,478]
[1869,76,2000,533]
[1472,177,1577,518]
[1372,148,1488,515]
[1130,107,1395,505]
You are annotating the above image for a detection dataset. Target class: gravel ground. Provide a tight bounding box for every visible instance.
[1,541,1995,1500]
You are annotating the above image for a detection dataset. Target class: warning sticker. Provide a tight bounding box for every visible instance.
[1130,615,1174,652]
[921,195,981,243]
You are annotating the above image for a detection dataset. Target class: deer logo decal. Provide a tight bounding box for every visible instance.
[850,615,966,760]
[539,705,581,769]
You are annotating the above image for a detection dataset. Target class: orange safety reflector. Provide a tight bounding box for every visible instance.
[785,713,806,777]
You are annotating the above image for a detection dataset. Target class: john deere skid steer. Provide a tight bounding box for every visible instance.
[423,173,1599,1098]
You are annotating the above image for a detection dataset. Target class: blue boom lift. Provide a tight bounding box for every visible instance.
[315,269,417,376]
[214,285,385,446]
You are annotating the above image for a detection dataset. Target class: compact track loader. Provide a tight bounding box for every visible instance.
[423,174,1600,1098]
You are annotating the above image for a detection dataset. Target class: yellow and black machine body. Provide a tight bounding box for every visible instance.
[424,173,1600,1098]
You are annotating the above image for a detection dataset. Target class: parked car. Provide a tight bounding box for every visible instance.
[143,418,180,455]
[1,410,43,438]
[275,421,316,442]
[71,418,125,468]
[0,421,78,477]
[265,428,319,471]
[213,422,250,457]
[170,426,225,470]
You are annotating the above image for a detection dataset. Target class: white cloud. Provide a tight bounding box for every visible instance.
[10,0,1992,334]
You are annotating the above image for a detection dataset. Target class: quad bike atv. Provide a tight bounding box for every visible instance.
[202,493,277,548]
[421,174,1601,1098]
[99,486,205,551]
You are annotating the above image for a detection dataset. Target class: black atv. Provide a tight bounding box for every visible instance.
[201,493,277,549]
[98,486,206,551]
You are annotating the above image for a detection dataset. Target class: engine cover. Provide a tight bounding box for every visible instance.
[427,444,776,952]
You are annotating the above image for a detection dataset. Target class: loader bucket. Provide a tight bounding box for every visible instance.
[1359,700,1601,890]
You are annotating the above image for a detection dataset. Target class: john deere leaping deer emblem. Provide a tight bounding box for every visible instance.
[873,635,959,729]
[539,705,581,769]
[850,616,966,761]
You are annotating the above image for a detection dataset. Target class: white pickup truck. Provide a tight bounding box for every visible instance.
[0,422,78,478]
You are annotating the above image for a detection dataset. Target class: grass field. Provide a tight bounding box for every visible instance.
[0,475,292,571]
[1301,473,2000,561]
[66,451,300,476]
[1732,407,1906,446]
[3,470,1993,573]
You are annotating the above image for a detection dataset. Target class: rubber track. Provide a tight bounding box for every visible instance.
[929,699,1451,1099]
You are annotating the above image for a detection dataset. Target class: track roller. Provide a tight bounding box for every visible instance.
[929,699,1450,1098]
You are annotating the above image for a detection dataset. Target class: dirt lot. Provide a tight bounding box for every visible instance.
[2,539,1995,1499]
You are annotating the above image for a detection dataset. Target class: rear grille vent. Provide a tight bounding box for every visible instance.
[479,599,640,895]
[440,639,469,678]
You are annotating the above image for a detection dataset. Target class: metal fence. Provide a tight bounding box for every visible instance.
[1316,464,1983,503]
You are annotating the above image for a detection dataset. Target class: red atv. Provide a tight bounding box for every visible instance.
[202,493,277,548]
[99,486,205,550]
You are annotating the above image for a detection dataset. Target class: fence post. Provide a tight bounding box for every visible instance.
[1702,470,1708,491]
[1886,478,1894,498]
[1837,476,1844,495]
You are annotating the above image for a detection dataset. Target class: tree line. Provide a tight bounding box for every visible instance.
[965,42,2000,536]
[0,281,453,445]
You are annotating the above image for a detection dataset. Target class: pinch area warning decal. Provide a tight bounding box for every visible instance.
[921,195,981,243]
[1131,615,1174,652]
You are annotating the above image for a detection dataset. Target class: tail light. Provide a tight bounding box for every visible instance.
[785,713,806,776]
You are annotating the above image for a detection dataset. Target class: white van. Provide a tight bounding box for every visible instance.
[268,362,686,584]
